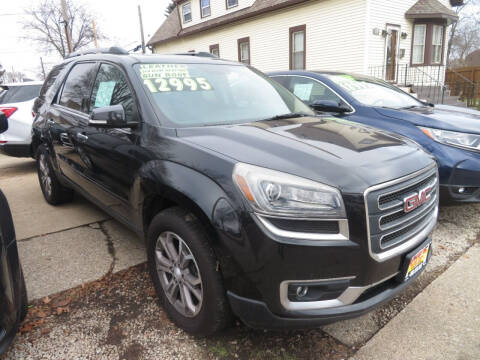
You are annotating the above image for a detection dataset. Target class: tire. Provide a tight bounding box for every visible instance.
[19,268,28,321]
[36,145,74,205]
[147,207,231,336]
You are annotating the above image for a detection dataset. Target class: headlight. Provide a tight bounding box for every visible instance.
[419,127,480,152]
[232,163,346,218]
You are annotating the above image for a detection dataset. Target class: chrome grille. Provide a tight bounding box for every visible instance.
[365,164,438,262]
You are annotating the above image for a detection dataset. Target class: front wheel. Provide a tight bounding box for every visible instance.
[147,207,231,336]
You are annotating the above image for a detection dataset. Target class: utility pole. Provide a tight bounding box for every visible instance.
[40,57,46,80]
[138,5,146,54]
[92,19,98,48]
[60,0,73,55]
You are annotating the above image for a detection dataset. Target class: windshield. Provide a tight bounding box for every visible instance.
[135,63,314,127]
[0,85,41,104]
[325,74,423,109]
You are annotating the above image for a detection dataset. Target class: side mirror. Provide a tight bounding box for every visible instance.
[89,104,132,128]
[311,100,351,113]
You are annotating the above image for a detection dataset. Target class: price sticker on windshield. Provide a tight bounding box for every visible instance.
[139,64,213,93]
[143,77,213,93]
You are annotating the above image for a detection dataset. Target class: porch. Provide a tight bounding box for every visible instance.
[368,64,479,108]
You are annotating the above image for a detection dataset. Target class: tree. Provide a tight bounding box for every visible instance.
[447,0,480,66]
[165,1,176,17]
[449,16,480,66]
[22,0,104,58]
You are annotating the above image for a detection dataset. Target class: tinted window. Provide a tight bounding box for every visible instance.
[59,63,97,112]
[0,85,41,104]
[135,63,313,127]
[90,64,138,122]
[39,64,66,100]
[274,76,342,105]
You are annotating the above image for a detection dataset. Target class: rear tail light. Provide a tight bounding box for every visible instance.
[0,107,18,118]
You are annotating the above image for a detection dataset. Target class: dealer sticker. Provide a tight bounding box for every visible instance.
[405,244,430,281]
[139,64,213,93]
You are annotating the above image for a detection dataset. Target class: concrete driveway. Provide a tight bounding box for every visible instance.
[1,153,479,360]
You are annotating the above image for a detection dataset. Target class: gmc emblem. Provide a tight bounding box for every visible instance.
[404,185,434,213]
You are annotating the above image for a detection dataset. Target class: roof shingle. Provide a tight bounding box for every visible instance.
[405,0,458,22]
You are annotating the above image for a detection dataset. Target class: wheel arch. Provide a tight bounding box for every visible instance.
[138,160,238,245]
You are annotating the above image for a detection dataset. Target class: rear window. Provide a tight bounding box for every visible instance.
[39,63,67,100]
[0,85,42,104]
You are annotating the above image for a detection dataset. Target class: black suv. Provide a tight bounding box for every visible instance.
[32,48,438,335]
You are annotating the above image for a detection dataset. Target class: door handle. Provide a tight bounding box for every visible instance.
[76,133,88,143]
[59,132,74,148]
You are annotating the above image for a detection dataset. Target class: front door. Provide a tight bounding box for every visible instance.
[385,27,399,82]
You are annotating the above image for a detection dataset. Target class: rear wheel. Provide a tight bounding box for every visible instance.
[147,207,231,336]
[36,145,74,205]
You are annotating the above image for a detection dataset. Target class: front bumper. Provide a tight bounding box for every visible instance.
[435,145,480,202]
[227,252,427,330]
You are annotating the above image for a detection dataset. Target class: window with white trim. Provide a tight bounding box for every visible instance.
[201,0,211,18]
[432,25,444,64]
[182,2,192,23]
[291,27,306,70]
[412,24,426,65]
[238,37,250,64]
[226,0,238,9]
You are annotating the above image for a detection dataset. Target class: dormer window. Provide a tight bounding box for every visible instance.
[201,0,211,17]
[226,0,238,9]
[182,2,192,23]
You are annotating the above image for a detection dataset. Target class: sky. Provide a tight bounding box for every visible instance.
[0,0,171,79]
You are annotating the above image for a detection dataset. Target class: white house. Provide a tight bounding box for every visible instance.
[148,0,460,87]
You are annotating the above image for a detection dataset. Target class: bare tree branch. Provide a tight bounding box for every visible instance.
[22,0,106,58]
[447,0,480,67]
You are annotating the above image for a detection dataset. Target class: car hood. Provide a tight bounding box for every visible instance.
[177,116,434,193]
[374,105,480,134]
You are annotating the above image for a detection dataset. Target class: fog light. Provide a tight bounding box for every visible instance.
[296,286,308,298]
[458,187,465,194]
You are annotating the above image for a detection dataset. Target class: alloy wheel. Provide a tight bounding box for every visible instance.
[39,154,52,197]
[155,231,203,317]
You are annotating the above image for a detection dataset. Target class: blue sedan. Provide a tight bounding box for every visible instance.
[269,71,480,202]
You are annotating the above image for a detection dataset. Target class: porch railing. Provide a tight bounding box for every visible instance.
[368,64,447,104]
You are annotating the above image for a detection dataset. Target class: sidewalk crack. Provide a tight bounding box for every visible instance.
[99,221,117,275]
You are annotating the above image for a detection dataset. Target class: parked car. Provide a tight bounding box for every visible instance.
[0,81,43,157]
[0,188,27,355]
[269,71,480,203]
[32,49,438,335]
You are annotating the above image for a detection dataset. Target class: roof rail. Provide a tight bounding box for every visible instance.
[172,51,218,58]
[65,46,129,59]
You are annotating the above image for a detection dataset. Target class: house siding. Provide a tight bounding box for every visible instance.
[156,0,367,73]
[180,0,256,28]
[367,0,452,83]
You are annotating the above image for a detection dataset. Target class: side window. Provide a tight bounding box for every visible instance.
[59,63,97,112]
[90,63,138,123]
[285,76,343,106]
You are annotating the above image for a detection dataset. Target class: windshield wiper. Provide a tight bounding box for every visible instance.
[264,112,310,121]
[399,105,429,110]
